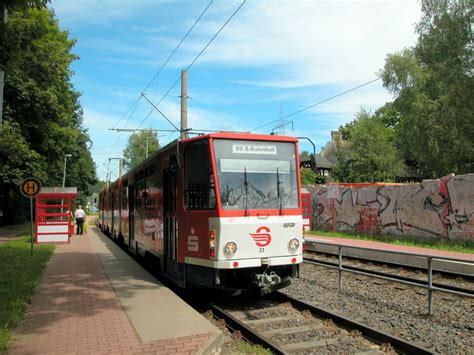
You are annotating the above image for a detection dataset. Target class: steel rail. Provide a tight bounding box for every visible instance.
[305,247,474,280]
[304,257,474,296]
[304,239,474,266]
[304,240,473,315]
[273,292,435,355]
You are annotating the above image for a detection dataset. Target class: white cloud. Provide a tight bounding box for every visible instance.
[83,107,122,131]
[51,0,160,25]
[186,0,421,88]
[53,0,423,179]
[310,81,394,115]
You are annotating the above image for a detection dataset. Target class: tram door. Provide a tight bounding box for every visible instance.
[163,167,178,273]
[128,184,135,249]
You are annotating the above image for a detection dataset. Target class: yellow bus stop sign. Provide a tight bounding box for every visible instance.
[20,177,42,198]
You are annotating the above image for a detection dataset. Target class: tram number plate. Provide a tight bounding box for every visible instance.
[258,248,265,253]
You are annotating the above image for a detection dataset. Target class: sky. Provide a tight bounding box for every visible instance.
[49,0,422,181]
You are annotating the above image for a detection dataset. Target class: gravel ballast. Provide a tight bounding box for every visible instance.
[282,262,473,354]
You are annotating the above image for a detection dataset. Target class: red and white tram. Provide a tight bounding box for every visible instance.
[99,132,303,294]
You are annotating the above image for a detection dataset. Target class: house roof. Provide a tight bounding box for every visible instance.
[300,154,333,169]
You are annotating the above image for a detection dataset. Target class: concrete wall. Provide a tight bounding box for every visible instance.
[305,174,474,241]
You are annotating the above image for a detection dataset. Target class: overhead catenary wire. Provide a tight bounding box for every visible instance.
[137,0,246,130]
[143,0,214,94]
[110,0,214,131]
[141,93,180,131]
[103,1,216,169]
[251,77,381,132]
[188,96,250,132]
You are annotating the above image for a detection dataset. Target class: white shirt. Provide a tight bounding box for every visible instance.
[75,208,86,219]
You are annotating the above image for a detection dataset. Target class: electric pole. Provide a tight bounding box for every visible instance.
[180,70,188,140]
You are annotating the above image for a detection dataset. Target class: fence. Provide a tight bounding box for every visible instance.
[304,239,474,316]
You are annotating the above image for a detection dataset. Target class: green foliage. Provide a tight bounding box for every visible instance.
[331,110,406,182]
[300,167,317,185]
[300,150,310,159]
[0,7,97,224]
[0,1,48,8]
[314,175,327,184]
[88,180,106,195]
[0,121,46,184]
[338,120,356,140]
[123,130,160,170]
[380,0,474,178]
[224,341,272,355]
[0,238,55,352]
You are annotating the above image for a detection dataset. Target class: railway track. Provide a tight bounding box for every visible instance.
[304,243,474,280]
[304,253,474,297]
[205,292,434,354]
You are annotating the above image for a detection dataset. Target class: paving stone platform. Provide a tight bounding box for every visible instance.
[10,221,222,354]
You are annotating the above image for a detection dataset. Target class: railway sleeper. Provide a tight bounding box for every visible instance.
[281,335,376,353]
[241,316,291,325]
[231,305,292,319]
[260,324,322,337]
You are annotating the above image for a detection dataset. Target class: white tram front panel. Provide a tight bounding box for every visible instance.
[209,215,303,268]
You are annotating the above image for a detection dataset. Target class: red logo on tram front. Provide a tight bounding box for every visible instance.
[250,226,272,247]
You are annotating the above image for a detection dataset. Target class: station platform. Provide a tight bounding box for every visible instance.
[304,234,474,276]
[10,220,223,354]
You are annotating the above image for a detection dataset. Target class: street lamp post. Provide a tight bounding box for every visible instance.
[62,154,72,188]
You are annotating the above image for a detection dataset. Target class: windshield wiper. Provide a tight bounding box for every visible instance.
[244,167,249,216]
[276,168,283,215]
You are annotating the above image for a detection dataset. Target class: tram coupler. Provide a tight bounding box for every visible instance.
[256,271,281,287]
[256,271,292,295]
[260,276,292,295]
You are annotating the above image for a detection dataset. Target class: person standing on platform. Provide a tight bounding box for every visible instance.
[75,205,86,235]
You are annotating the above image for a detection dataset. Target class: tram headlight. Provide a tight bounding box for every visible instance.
[288,238,300,250]
[224,242,237,256]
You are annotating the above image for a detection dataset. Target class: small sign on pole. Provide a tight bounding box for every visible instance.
[20,177,42,255]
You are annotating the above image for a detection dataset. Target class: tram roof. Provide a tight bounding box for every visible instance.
[183,132,299,143]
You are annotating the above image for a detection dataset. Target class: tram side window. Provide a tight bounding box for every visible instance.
[135,171,146,213]
[184,140,216,210]
[122,181,128,210]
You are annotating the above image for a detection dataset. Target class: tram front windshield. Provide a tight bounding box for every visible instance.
[213,139,299,210]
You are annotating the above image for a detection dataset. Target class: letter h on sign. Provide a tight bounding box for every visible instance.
[26,182,36,193]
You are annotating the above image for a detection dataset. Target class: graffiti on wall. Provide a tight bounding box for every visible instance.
[308,174,474,241]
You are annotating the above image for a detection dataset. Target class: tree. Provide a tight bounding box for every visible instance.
[300,150,310,160]
[300,167,317,185]
[123,130,160,170]
[331,110,406,182]
[0,1,48,8]
[0,7,97,224]
[381,0,474,178]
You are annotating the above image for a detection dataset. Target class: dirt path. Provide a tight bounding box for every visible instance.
[0,225,29,242]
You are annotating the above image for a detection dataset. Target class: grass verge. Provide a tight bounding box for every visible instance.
[223,340,273,354]
[306,230,474,254]
[0,238,55,352]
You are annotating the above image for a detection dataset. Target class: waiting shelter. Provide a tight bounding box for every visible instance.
[35,187,77,243]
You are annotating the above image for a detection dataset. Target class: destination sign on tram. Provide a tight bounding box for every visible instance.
[232,144,277,155]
